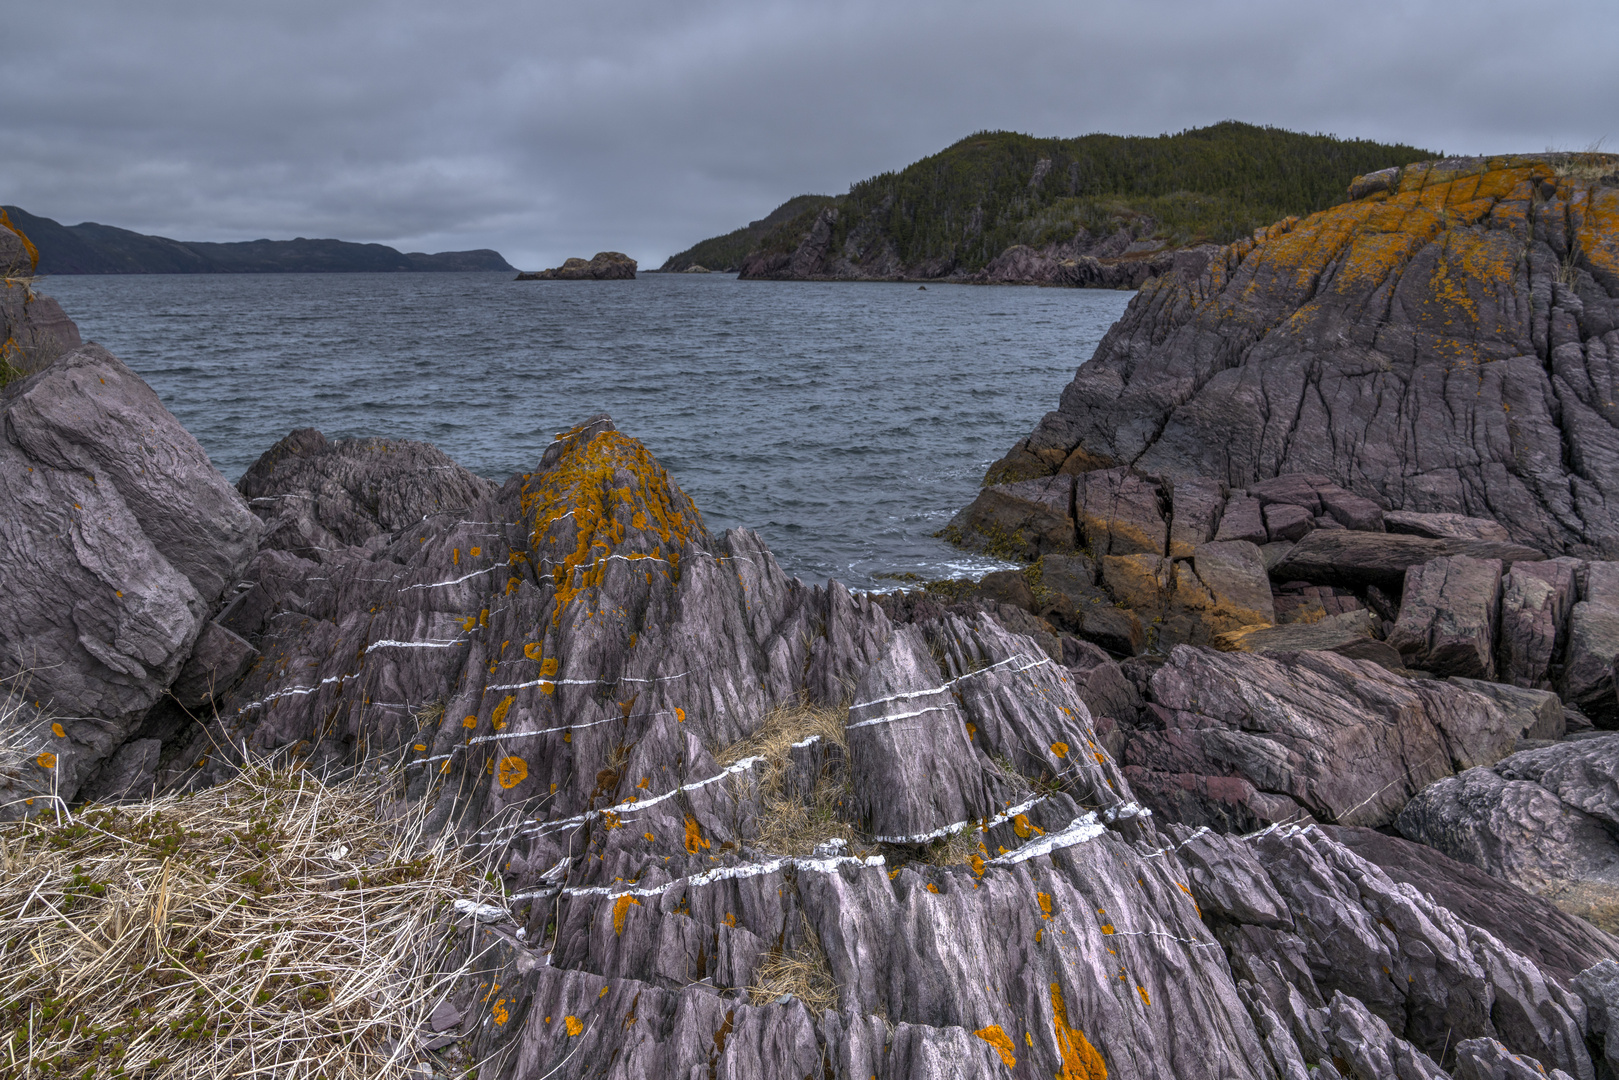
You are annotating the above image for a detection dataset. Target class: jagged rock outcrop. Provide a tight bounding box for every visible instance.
[238,427,497,558]
[516,252,637,280]
[7,281,1619,1075]
[984,155,1619,558]
[0,344,260,812]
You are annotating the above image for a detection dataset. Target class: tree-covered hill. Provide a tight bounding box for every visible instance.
[659,194,833,272]
[669,121,1437,283]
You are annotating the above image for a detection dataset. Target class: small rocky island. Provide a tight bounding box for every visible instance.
[515,251,636,280]
[6,155,1619,1079]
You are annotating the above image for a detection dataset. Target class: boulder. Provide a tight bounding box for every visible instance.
[238,427,497,558]
[1072,466,1166,556]
[1448,678,1565,742]
[1187,540,1275,628]
[1262,502,1314,543]
[1272,581,1366,624]
[0,345,260,811]
[1325,825,1619,986]
[515,251,636,280]
[993,155,1619,558]
[940,474,1074,559]
[1397,738,1619,932]
[1498,558,1581,689]
[1247,474,1326,516]
[1385,510,1514,542]
[1122,646,1523,832]
[1385,555,1504,678]
[1271,530,1542,592]
[1319,485,1386,532]
[1215,609,1403,669]
[1213,495,1268,544]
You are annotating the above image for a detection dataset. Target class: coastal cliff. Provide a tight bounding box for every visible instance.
[7,200,1619,1079]
[668,122,1433,286]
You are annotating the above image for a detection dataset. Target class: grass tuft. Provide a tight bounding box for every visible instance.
[0,759,498,1078]
[718,702,866,859]
[746,911,839,1012]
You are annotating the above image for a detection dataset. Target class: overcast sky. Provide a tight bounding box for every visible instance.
[3,1,1614,270]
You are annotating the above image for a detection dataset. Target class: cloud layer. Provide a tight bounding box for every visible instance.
[4,0,1614,269]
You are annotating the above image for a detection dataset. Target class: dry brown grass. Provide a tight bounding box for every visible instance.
[745,912,839,1011]
[718,701,869,859]
[0,761,500,1078]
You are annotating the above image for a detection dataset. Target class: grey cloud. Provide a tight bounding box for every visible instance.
[2,0,1614,269]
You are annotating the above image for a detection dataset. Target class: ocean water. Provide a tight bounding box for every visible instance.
[43,272,1131,588]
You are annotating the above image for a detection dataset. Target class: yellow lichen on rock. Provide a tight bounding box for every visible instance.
[519,423,706,626]
[973,1024,1017,1068]
[1050,982,1107,1079]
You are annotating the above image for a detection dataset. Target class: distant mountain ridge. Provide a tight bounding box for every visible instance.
[662,121,1436,284]
[1,206,513,274]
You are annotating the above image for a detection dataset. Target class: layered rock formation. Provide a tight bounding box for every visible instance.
[9,246,1619,1077]
[983,154,1619,558]
[516,252,637,280]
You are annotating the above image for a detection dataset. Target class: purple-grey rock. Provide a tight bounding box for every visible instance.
[1272,529,1542,592]
[1123,646,1523,832]
[1449,678,1565,742]
[238,427,496,559]
[1319,484,1386,532]
[1385,510,1515,542]
[993,157,1619,558]
[1073,466,1167,557]
[0,345,259,811]
[1386,555,1505,679]
[1216,609,1404,669]
[1167,475,1227,558]
[1214,494,1268,545]
[1263,502,1315,543]
[1561,601,1619,722]
[1499,558,1581,689]
[941,474,1075,559]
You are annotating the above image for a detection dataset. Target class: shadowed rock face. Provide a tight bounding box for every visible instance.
[987,155,1619,558]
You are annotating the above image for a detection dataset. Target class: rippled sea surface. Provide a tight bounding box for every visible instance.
[44,272,1130,587]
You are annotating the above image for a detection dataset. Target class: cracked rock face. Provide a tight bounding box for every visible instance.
[0,344,259,812]
[984,155,1619,559]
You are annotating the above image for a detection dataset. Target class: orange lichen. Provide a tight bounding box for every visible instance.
[524,642,544,661]
[471,546,482,558]
[463,715,478,729]
[723,912,736,927]
[1050,741,1069,758]
[1136,986,1150,1007]
[564,1015,584,1036]
[1050,982,1107,1079]
[492,999,509,1025]
[51,723,65,738]
[491,695,515,730]
[675,707,686,723]
[684,814,710,854]
[519,425,705,627]
[973,1024,1017,1068]
[0,208,39,270]
[613,894,641,935]
[1038,892,1055,920]
[36,752,56,770]
[926,883,941,894]
[1012,814,1044,839]
[497,756,528,789]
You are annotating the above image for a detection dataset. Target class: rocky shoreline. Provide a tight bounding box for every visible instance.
[7,160,1619,1078]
